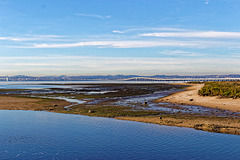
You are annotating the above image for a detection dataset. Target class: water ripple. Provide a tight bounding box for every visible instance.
[0,110,240,160]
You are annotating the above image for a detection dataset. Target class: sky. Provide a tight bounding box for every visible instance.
[1,0,240,76]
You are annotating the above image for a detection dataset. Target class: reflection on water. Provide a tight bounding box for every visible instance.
[0,110,240,160]
[33,96,87,110]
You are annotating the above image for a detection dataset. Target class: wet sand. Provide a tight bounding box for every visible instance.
[117,116,240,135]
[158,84,240,112]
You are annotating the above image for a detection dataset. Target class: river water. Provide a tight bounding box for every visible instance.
[1,110,240,160]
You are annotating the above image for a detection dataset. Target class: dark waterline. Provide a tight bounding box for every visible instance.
[0,110,240,160]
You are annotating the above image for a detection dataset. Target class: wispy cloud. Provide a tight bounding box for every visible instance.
[21,40,240,49]
[0,36,41,41]
[2,28,240,49]
[0,35,64,42]
[230,53,240,57]
[75,13,111,19]
[140,31,240,38]
[112,30,125,34]
[1,56,240,76]
[112,27,185,34]
[160,50,205,57]
[37,35,64,38]
[28,40,196,48]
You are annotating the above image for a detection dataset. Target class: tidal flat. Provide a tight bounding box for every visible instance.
[0,82,240,135]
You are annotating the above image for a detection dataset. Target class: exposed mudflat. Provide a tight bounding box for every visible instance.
[1,83,240,135]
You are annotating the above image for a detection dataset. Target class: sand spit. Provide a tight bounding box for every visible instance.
[158,84,240,112]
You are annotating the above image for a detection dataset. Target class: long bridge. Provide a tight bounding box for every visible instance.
[123,77,240,82]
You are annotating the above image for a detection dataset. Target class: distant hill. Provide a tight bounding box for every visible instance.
[1,74,240,81]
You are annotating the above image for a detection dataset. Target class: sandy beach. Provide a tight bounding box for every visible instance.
[157,84,240,112]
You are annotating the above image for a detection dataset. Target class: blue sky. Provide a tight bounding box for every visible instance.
[1,0,240,76]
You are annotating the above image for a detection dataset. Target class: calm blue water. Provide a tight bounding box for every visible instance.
[0,81,171,89]
[0,84,65,89]
[0,110,240,160]
[0,82,75,89]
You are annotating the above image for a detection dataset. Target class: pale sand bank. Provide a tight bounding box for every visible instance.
[157,84,240,112]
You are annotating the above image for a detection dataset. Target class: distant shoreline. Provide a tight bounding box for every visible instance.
[157,84,240,112]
